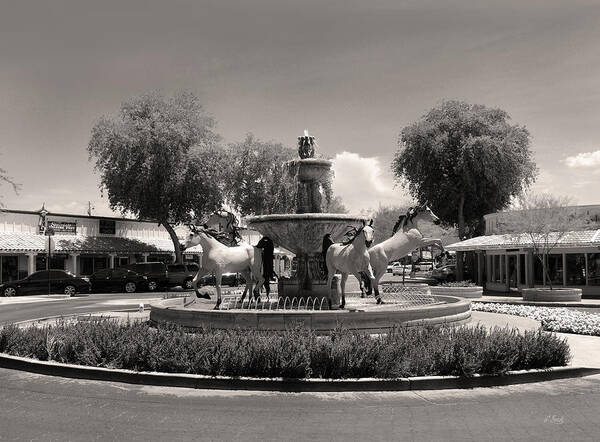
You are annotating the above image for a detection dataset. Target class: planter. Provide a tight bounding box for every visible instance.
[430,286,483,299]
[521,288,582,302]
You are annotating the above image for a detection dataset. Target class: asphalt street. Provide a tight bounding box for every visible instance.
[1,288,600,441]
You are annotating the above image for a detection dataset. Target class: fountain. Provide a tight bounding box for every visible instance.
[245,130,365,306]
[149,131,472,332]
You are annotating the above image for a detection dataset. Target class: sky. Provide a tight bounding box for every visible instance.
[1,0,600,216]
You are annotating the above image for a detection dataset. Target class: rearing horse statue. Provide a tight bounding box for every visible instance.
[368,205,444,296]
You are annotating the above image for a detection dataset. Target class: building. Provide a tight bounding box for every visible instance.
[445,205,600,297]
[0,207,293,284]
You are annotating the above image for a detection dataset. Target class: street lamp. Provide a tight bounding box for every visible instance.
[45,226,54,294]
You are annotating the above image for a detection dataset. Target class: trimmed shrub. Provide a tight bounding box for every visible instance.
[0,320,571,379]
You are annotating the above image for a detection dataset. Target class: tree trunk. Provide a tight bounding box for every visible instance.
[161,221,183,264]
[457,194,466,240]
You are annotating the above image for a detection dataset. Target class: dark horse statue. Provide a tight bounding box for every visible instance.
[255,236,276,299]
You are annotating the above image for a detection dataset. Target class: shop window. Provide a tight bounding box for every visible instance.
[80,256,109,276]
[1,256,19,283]
[566,254,586,286]
[588,253,600,286]
[36,255,66,271]
[493,256,500,282]
[547,254,564,286]
[148,254,173,264]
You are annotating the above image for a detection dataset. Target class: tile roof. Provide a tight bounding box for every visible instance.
[446,229,600,251]
[0,233,202,254]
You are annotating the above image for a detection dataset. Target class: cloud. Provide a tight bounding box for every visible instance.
[331,152,412,214]
[564,150,600,168]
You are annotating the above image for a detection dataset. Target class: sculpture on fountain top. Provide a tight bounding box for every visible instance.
[298,129,316,159]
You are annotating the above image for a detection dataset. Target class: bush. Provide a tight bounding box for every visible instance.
[0,320,571,379]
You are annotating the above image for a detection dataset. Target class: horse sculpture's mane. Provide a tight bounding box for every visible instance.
[342,225,364,245]
[392,205,427,236]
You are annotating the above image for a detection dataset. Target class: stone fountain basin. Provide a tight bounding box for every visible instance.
[149,296,472,333]
[246,213,366,255]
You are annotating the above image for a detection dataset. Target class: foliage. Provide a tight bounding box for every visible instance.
[88,91,225,262]
[0,320,570,378]
[440,281,478,287]
[472,302,600,336]
[224,134,298,215]
[505,193,589,289]
[393,100,537,239]
[224,133,342,215]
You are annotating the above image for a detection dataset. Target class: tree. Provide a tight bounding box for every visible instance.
[88,91,225,263]
[0,162,19,208]
[393,100,537,239]
[224,134,341,216]
[506,193,589,289]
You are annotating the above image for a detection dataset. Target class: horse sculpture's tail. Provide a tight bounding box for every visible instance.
[322,234,334,277]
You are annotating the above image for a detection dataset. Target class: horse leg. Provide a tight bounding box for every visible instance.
[192,267,211,300]
[340,273,348,309]
[214,272,223,310]
[240,270,252,304]
[354,272,366,298]
[366,264,383,304]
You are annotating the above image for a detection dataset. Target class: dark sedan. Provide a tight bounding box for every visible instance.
[89,268,148,293]
[0,270,91,297]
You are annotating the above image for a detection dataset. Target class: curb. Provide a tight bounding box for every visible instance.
[477,299,600,308]
[1,352,598,392]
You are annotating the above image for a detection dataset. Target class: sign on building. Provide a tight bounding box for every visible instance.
[47,221,77,234]
[99,219,116,235]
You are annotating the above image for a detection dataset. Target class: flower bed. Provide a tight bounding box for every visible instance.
[472,302,600,336]
[430,283,483,298]
[0,320,570,379]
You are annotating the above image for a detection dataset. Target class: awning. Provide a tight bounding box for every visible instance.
[0,233,202,254]
[446,229,600,252]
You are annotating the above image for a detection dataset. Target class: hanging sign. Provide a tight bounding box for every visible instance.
[47,221,77,234]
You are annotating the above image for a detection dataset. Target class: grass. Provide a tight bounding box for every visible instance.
[0,320,570,379]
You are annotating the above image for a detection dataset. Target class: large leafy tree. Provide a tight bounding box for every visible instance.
[88,92,225,263]
[393,100,537,239]
[225,134,341,216]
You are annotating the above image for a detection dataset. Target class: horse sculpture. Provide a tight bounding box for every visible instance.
[368,205,444,296]
[255,236,275,300]
[323,220,379,309]
[183,227,265,309]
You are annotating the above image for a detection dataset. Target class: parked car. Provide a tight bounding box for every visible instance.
[122,262,168,291]
[392,263,412,276]
[386,261,399,273]
[0,270,91,297]
[431,264,456,282]
[167,263,199,289]
[89,268,148,293]
[416,261,434,272]
[198,272,245,287]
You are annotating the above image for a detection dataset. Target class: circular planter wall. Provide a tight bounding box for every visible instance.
[430,286,483,299]
[521,288,582,302]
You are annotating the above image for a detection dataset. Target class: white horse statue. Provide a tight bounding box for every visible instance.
[183,228,265,309]
[324,220,378,309]
[368,205,444,295]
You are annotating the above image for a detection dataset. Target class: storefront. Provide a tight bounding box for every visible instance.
[0,208,202,283]
[446,206,600,298]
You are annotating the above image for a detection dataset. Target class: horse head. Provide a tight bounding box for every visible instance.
[402,204,441,232]
[361,219,375,247]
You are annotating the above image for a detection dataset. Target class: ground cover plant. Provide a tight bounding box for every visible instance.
[473,302,600,337]
[0,320,570,379]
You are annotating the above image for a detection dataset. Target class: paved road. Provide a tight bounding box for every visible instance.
[1,367,600,441]
[2,289,600,441]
